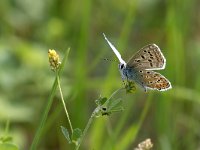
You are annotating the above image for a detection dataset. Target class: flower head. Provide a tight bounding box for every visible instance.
[48,49,61,71]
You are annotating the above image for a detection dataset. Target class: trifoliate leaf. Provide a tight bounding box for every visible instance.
[60,126,71,144]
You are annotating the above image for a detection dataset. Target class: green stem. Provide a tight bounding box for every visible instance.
[56,71,73,134]
[75,108,97,150]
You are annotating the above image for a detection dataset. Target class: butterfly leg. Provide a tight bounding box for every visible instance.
[121,76,126,87]
[144,87,147,92]
[124,73,129,86]
[122,80,126,87]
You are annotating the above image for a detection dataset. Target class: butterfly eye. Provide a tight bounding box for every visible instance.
[119,64,124,69]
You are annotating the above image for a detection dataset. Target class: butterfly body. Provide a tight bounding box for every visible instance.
[103,34,172,92]
[119,64,146,90]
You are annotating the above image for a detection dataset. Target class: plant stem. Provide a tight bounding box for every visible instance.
[75,108,97,150]
[56,71,73,134]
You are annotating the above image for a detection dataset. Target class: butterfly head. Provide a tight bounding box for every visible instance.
[118,62,127,79]
[118,63,126,70]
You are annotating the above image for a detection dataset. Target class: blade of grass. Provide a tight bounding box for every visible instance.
[103,93,139,150]
[118,0,137,50]
[73,0,91,128]
[116,93,153,150]
[164,0,191,148]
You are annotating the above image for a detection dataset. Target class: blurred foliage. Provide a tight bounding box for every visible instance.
[0,143,18,150]
[0,0,200,149]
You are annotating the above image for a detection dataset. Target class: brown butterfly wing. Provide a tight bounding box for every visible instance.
[132,69,171,91]
[127,44,166,70]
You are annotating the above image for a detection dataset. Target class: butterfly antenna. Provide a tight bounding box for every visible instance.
[102,58,118,63]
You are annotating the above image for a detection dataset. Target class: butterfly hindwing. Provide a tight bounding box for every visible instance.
[130,69,171,91]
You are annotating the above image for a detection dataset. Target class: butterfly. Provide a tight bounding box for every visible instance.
[103,33,172,92]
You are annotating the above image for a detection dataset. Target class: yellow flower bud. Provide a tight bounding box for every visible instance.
[48,49,61,71]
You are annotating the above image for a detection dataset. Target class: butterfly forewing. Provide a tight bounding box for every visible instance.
[127,44,166,70]
[133,69,171,91]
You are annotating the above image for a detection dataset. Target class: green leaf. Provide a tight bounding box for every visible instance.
[60,126,71,144]
[101,98,124,116]
[107,98,122,110]
[95,97,107,106]
[71,128,82,145]
[0,143,19,150]
[59,48,70,73]
[117,124,138,150]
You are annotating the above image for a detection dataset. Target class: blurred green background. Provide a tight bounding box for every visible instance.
[1,0,200,149]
